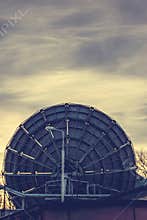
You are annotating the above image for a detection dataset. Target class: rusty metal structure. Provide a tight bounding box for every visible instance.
[0,103,147,219]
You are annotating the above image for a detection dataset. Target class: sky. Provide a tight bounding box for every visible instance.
[0,0,147,168]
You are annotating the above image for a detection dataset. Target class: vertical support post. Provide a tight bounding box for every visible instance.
[61,131,65,203]
[22,197,25,210]
[66,119,69,157]
[45,125,65,203]
[22,197,26,211]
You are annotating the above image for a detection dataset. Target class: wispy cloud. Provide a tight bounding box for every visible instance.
[72,36,145,73]
[117,0,147,25]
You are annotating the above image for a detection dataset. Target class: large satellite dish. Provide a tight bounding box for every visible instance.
[3,103,137,206]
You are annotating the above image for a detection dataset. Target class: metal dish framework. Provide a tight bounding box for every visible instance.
[2,103,137,207]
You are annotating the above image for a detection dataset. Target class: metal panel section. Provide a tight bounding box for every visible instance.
[3,103,137,204]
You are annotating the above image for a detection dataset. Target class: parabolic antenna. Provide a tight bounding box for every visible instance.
[3,103,137,206]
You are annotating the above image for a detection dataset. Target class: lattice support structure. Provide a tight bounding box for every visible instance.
[3,103,137,207]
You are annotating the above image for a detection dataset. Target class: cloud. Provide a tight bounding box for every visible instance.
[51,9,102,28]
[136,103,147,117]
[0,31,71,80]
[0,71,147,150]
[0,17,14,38]
[117,0,147,25]
[72,35,145,74]
[0,0,147,79]
[0,0,86,9]
[0,17,8,26]
[0,92,19,103]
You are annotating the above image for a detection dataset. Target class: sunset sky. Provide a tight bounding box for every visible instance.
[0,0,147,168]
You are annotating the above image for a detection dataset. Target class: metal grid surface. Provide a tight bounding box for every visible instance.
[3,103,137,204]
